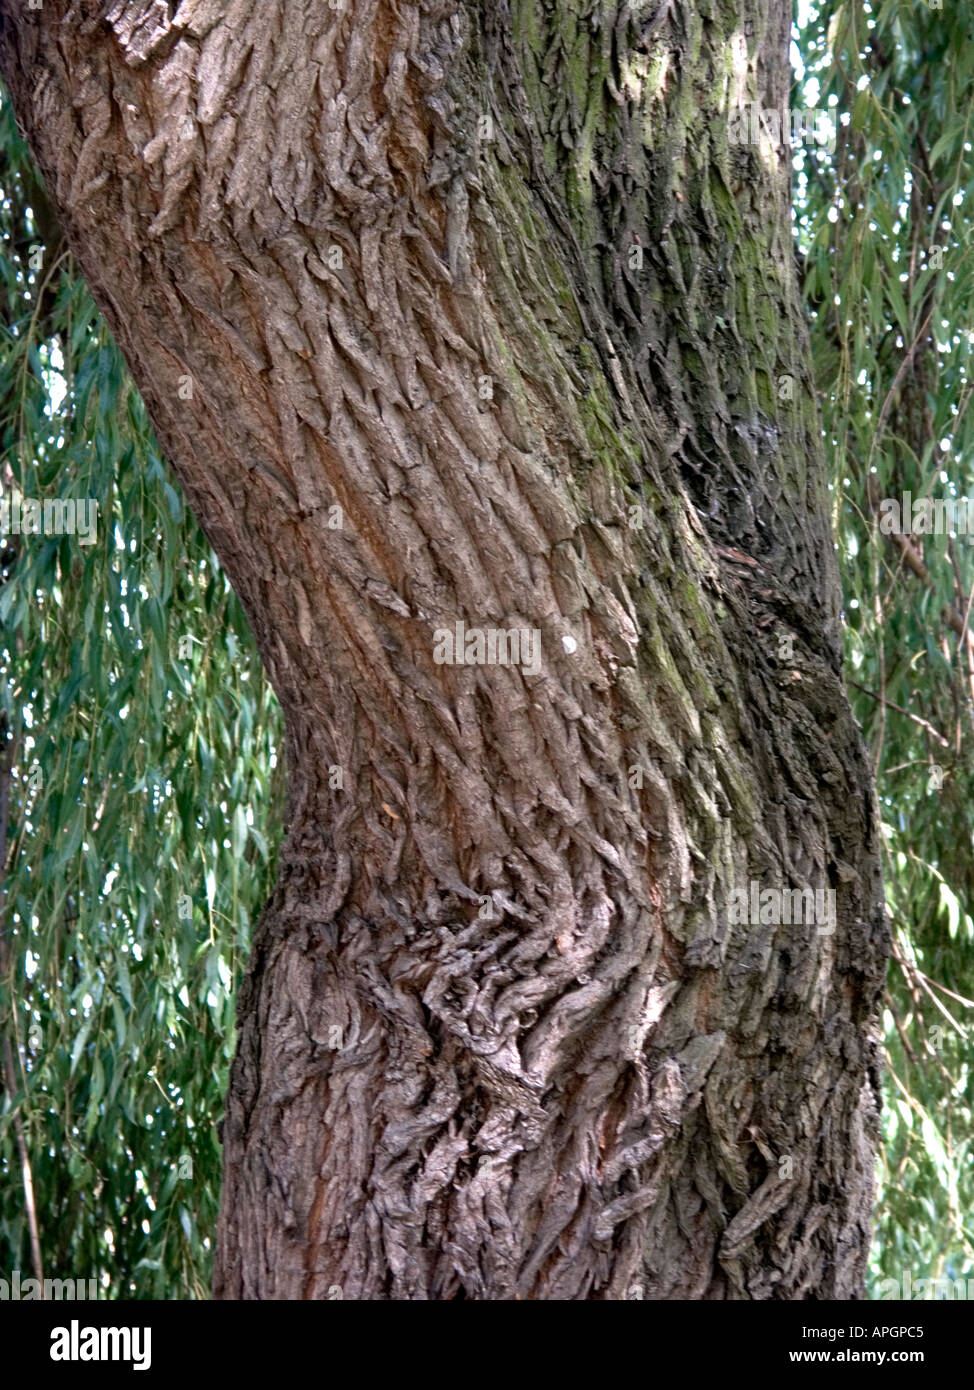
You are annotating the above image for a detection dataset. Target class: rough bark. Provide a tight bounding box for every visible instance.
[0,0,887,1298]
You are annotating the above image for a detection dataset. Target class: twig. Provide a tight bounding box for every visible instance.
[848,681,949,746]
[0,717,44,1293]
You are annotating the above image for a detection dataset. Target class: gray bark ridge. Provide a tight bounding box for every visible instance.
[0,0,887,1299]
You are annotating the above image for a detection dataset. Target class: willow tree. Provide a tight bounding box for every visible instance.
[0,0,887,1299]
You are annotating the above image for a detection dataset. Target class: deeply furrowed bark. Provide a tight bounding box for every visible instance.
[1,0,887,1298]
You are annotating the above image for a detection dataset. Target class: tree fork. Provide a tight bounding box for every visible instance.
[0,0,887,1298]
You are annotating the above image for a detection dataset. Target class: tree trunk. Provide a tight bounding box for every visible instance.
[0,0,887,1299]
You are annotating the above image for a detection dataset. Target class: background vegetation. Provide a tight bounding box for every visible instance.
[798,0,974,1290]
[1,0,971,1296]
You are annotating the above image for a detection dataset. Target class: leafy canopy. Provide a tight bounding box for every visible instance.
[1,0,972,1297]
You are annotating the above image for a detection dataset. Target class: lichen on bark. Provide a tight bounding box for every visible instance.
[0,0,887,1298]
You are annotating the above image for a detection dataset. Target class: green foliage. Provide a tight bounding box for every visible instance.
[797,0,974,1292]
[0,96,283,1298]
[1,0,972,1300]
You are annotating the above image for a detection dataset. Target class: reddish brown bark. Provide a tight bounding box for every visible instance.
[0,0,887,1298]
